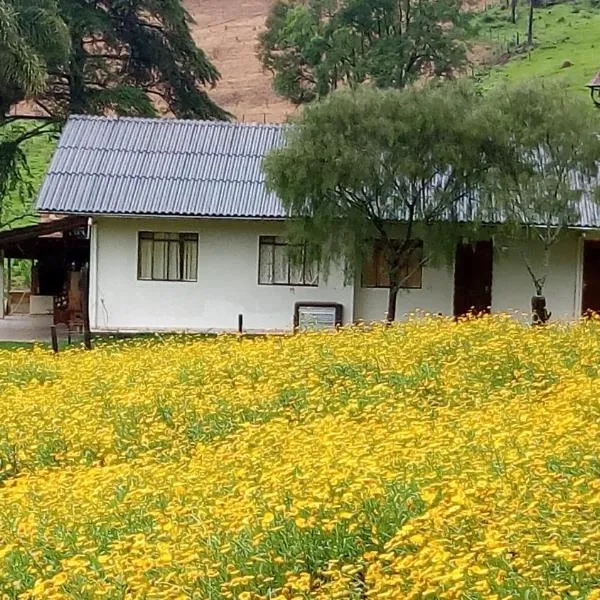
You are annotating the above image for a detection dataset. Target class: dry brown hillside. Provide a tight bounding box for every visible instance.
[186,0,296,123]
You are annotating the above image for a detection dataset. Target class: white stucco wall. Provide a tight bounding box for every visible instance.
[90,218,586,331]
[491,230,582,320]
[354,230,584,322]
[90,217,353,333]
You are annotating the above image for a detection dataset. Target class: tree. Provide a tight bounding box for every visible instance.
[1,0,227,228]
[258,0,467,105]
[483,80,600,323]
[263,83,488,321]
[527,0,534,46]
[40,0,228,120]
[0,0,70,226]
[0,0,70,114]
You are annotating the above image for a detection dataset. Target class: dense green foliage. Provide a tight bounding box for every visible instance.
[0,0,69,224]
[0,0,70,115]
[264,83,489,320]
[258,0,467,104]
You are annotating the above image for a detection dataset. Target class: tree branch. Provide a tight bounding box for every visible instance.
[0,212,36,231]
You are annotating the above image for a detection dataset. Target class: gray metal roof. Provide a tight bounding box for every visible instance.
[36,115,600,228]
[37,116,287,218]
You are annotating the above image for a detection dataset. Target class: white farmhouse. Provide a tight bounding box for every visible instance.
[35,115,600,333]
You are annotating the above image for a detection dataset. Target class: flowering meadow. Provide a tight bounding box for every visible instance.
[0,316,599,600]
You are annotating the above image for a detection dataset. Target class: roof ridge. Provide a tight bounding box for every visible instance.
[68,115,286,129]
[57,145,277,157]
[46,172,268,183]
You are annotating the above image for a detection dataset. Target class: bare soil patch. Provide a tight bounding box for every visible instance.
[186,0,296,123]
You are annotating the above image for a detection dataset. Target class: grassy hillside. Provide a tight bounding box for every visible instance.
[471,1,600,91]
[1,317,600,598]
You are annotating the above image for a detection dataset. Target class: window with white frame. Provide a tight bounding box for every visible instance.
[138,232,198,282]
[258,236,318,286]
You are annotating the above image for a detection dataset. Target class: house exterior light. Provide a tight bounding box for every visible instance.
[587,71,600,108]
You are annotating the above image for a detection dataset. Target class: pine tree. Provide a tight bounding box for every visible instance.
[42,0,228,120]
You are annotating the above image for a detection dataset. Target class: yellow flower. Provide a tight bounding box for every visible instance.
[0,316,598,599]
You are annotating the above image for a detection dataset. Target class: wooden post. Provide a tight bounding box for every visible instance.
[6,258,11,316]
[50,326,59,354]
[527,0,534,46]
[81,264,92,350]
[0,250,4,319]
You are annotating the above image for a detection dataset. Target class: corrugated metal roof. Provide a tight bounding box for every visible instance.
[37,115,600,228]
[37,116,287,218]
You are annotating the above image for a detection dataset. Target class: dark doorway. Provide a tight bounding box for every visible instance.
[453,240,493,317]
[581,241,600,315]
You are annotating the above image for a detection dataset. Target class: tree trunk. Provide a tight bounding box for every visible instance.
[69,40,87,114]
[511,0,517,23]
[527,0,534,45]
[386,286,399,322]
[532,295,551,325]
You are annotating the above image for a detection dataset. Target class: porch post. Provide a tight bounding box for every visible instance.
[0,250,4,319]
[6,258,11,316]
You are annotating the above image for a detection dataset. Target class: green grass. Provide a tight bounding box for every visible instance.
[0,341,42,350]
[470,1,600,92]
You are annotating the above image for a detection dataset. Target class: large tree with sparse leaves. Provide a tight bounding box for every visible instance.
[258,0,468,105]
[482,80,600,323]
[264,83,490,321]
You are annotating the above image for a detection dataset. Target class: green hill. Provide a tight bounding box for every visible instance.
[471,1,600,92]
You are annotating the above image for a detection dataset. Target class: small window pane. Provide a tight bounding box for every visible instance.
[362,249,378,287]
[168,240,181,280]
[183,239,198,281]
[153,240,169,280]
[273,244,289,284]
[305,260,319,286]
[259,241,274,284]
[289,260,304,285]
[139,238,153,280]
[377,248,390,288]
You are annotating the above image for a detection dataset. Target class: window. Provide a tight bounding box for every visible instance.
[362,239,423,289]
[138,232,198,282]
[258,236,318,286]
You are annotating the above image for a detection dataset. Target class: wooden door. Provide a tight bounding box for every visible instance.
[453,241,493,317]
[581,241,600,315]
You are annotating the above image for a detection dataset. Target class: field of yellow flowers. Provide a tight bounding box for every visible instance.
[0,316,599,600]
